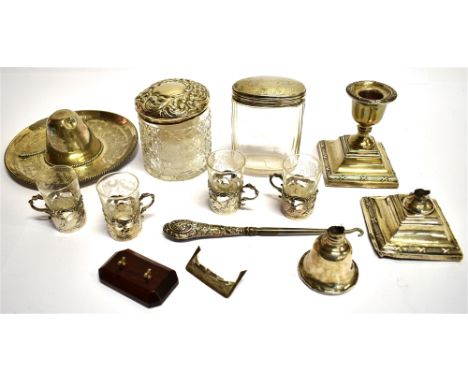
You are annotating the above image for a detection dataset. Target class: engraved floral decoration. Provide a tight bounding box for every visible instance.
[163,219,246,241]
[135,79,209,122]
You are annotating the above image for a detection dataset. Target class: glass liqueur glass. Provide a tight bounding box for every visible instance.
[269,153,322,219]
[207,149,259,214]
[96,172,155,241]
[28,165,86,232]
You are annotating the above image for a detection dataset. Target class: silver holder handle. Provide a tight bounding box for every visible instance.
[139,193,155,214]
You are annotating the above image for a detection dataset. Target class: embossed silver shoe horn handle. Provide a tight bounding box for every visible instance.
[163,219,364,242]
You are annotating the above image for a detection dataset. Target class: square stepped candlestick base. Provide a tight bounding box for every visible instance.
[318,135,398,188]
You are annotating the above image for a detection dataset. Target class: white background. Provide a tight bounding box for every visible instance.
[1,1,467,381]
[1,67,467,314]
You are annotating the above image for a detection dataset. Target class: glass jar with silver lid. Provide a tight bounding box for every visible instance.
[231,76,306,175]
[135,78,211,181]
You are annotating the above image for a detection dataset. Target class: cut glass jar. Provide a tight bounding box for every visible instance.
[135,78,212,181]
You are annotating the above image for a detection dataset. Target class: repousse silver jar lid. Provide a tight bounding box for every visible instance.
[135,78,210,125]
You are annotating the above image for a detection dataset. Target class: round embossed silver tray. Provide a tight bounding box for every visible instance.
[4,110,138,188]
